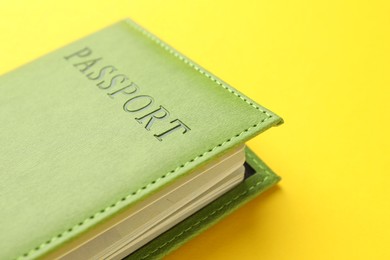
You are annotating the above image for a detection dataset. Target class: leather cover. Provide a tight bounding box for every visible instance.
[126,147,280,259]
[0,19,282,259]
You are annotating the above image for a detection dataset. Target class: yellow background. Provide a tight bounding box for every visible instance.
[1,1,389,259]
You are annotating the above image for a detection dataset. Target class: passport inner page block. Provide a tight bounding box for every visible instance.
[0,19,282,259]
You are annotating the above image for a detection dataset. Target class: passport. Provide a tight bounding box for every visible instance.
[0,19,283,259]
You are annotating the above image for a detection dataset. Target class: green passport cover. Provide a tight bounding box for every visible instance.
[0,19,283,259]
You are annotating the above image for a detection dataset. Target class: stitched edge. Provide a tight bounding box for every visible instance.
[125,19,272,113]
[139,152,273,259]
[246,150,270,173]
[139,150,273,258]
[16,20,273,259]
[139,184,263,260]
[139,150,274,258]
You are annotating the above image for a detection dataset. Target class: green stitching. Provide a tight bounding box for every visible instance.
[16,20,273,259]
[125,20,271,115]
[246,150,269,173]
[139,174,270,259]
